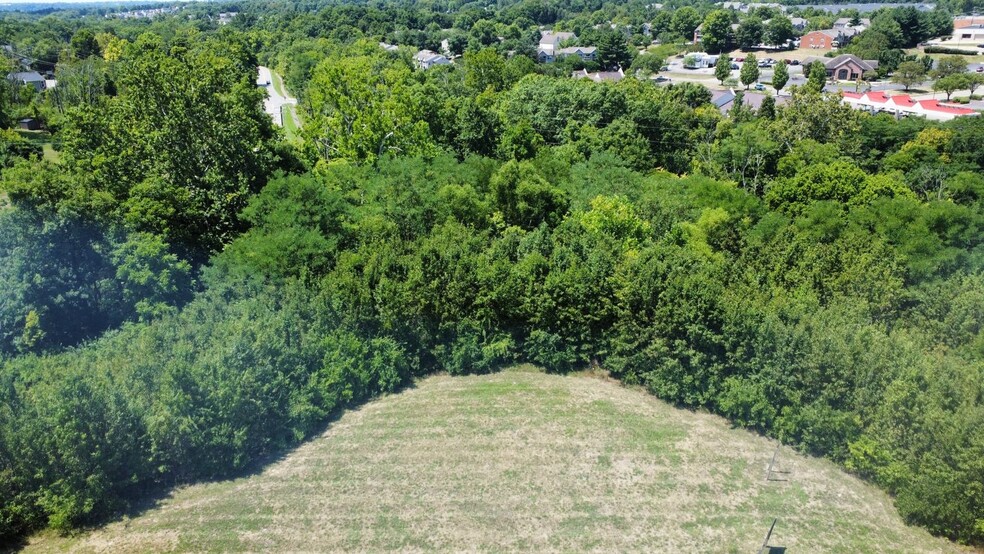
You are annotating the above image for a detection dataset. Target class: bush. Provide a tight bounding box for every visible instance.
[923,46,980,55]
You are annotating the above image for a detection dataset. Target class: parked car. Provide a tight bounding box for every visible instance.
[754,83,765,91]
[735,57,745,62]
[790,59,801,65]
[731,63,740,69]
[977,66,984,73]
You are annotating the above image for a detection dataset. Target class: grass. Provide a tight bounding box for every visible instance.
[15,129,61,163]
[281,104,301,142]
[22,367,967,553]
[270,70,287,99]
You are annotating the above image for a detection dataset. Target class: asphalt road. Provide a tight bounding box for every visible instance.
[258,66,297,127]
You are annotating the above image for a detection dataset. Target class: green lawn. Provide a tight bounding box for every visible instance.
[23,368,966,553]
[271,70,287,99]
[15,129,61,163]
[282,104,301,142]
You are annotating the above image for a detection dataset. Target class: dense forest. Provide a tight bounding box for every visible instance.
[1,0,984,548]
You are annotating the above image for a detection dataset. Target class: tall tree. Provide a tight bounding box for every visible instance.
[715,53,732,85]
[740,53,759,89]
[773,59,789,94]
[764,16,794,48]
[306,50,434,166]
[807,61,827,93]
[892,60,927,91]
[934,73,969,100]
[736,17,763,50]
[701,10,735,54]
[932,55,968,79]
[672,7,702,40]
[59,31,279,259]
[596,30,633,70]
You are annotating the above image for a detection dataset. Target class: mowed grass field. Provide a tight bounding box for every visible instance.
[24,367,966,553]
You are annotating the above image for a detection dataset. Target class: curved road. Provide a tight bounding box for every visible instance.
[258,66,298,128]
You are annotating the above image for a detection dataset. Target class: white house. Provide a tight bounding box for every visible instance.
[684,52,719,69]
[414,50,451,69]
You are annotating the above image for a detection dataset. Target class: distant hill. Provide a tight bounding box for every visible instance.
[23,368,965,553]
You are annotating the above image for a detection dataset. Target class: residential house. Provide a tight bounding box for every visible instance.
[790,17,808,31]
[414,50,451,69]
[717,2,785,14]
[572,68,625,82]
[537,31,577,62]
[557,46,597,62]
[800,27,861,50]
[217,12,237,25]
[804,54,878,80]
[710,89,791,113]
[379,42,400,52]
[841,91,979,121]
[7,71,45,91]
[833,17,870,30]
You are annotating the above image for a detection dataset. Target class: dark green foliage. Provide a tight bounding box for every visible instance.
[922,46,979,55]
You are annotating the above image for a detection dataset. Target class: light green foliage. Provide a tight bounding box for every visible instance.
[766,160,914,214]
[934,73,970,100]
[464,48,507,92]
[807,60,827,93]
[577,195,651,249]
[708,121,780,194]
[630,52,665,76]
[772,88,863,155]
[892,60,927,91]
[933,55,968,79]
[306,50,434,165]
[740,53,759,89]
[772,60,788,93]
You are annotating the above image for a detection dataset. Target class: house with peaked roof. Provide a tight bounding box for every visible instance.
[800,27,863,50]
[833,17,870,30]
[572,68,625,83]
[537,31,577,62]
[556,46,597,62]
[7,71,45,91]
[804,54,878,80]
[710,89,790,114]
[415,50,451,69]
[841,91,979,121]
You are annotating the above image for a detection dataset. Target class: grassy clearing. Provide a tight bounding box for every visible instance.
[15,130,61,164]
[270,70,287,99]
[281,104,301,142]
[23,367,966,553]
